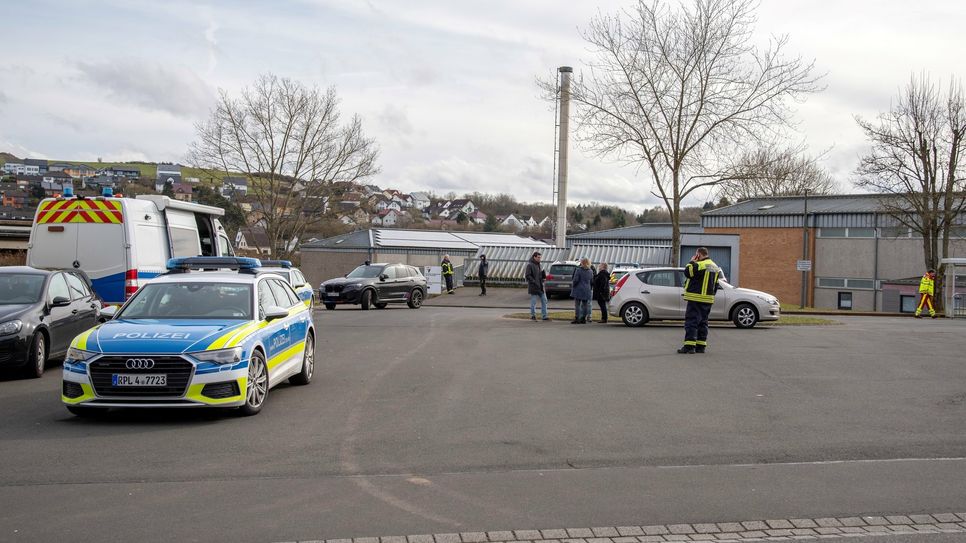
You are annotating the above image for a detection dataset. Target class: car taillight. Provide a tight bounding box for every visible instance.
[124,269,139,299]
[612,274,630,296]
[546,274,554,280]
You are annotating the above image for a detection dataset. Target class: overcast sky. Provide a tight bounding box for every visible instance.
[2,0,964,211]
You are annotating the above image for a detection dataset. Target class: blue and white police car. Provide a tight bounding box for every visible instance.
[61,257,316,417]
[258,260,315,309]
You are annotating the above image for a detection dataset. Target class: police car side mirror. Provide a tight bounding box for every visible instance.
[50,296,71,308]
[264,306,289,322]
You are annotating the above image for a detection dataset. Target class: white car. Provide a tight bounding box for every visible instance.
[609,267,780,328]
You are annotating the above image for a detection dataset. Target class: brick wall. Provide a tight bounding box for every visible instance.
[704,227,812,306]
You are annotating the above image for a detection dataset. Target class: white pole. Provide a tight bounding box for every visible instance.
[555,66,572,248]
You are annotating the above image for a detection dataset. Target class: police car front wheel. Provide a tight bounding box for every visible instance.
[240,351,269,416]
[289,333,315,386]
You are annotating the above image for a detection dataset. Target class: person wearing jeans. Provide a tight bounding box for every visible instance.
[524,251,549,321]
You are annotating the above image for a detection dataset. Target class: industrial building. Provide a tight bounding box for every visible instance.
[702,194,966,311]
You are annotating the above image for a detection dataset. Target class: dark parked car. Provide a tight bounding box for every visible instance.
[544,260,579,298]
[0,267,101,378]
[319,263,427,310]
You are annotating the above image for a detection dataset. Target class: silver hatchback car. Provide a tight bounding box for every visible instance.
[608,267,780,328]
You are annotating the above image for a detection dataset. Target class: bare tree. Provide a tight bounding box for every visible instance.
[716,144,837,202]
[189,74,379,259]
[856,74,966,308]
[553,0,822,263]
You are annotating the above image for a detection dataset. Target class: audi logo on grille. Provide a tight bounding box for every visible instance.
[125,358,155,369]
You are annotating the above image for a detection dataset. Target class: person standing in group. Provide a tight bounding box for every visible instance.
[441,254,455,294]
[915,268,937,319]
[593,262,611,323]
[571,258,594,324]
[524,251,549,321]
[678,247,721,354]
[478,254,489,296]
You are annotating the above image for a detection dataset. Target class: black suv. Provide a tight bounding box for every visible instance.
[319,263,427,310]
[0,267,101,378]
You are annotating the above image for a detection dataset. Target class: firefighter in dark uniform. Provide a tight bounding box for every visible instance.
[441,254,455,294]
[678,247,721,354]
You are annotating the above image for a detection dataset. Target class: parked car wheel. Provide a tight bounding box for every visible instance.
[324,303,336,310]
[732,303,759,329]
[239,350,268,416]
[408,288,424,309]
[360,289,373,310]
[289,333,315,386]
[621,302,648,327]
[25,332,47,379]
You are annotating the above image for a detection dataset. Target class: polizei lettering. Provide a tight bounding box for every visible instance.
[112,332,192,339]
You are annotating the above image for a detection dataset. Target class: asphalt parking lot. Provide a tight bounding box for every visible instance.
[1,305,965,543]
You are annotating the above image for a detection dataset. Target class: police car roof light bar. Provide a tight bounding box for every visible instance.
[259,260,292,268]
[166,256,263,274]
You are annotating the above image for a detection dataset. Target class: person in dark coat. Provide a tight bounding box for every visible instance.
[478,254,489,296]
[592,262,611,323]
[524,251,548,321]
[570,257,594,324]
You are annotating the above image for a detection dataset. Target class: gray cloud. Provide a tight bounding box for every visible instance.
[378,104,414,136]
[76,59,214,118]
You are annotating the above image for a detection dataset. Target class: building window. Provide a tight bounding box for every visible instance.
[819,227,876,238]
[848,279,875,290]
[900,295,917,314]
[879,226,911,238]
[817,277,875,290]
[818,227,847,238]
[838,292,853,310]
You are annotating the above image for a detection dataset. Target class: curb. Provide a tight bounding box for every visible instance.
[276,511,966,543]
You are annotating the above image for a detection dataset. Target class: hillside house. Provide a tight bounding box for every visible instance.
[372,209,402,227]
[235,227,272,256]
[409,191,431,210]
[221,176,249,197]
[172,182,193,201]
[101,166,140,178]
[2,162,24,175]
[63,164,95,178]
[468,210,488,225]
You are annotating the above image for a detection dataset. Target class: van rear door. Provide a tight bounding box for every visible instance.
[28,198,128,303]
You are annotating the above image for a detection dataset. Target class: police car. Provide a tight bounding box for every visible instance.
[259,260,314,309]
[61,257,316,417]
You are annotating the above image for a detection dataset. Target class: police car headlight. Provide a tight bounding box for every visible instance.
[0,319,22,336]
[191,347,243,365]
[66,347,96,361]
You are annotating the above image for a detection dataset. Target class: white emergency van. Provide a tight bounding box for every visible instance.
[27,193,234,304]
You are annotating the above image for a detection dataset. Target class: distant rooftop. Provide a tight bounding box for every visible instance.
[703,194,888,216]
[569,223,704,240]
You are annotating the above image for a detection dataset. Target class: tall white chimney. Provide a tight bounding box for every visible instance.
[554,66,573,248]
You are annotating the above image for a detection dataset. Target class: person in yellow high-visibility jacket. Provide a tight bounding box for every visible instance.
[441,255,455,294]
[915,268,937,318]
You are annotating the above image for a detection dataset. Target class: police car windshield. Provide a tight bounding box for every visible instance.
[0,274,45,304]
[346,265,383,279]
[118,283,254,320]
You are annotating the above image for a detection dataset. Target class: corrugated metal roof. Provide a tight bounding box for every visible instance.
[301,229,550,251]
[465,244,671,283]
[568,223,703,240]
[703,194,888,216]
[464,246,568,281]
[570,244,671,267]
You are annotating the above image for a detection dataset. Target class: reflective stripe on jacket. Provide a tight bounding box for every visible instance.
[441,261,454,276]
[683,258,720,304]
[919,274,934,295]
